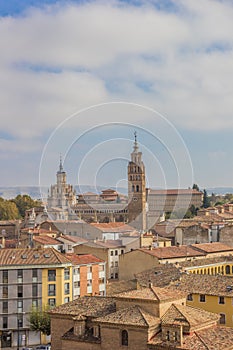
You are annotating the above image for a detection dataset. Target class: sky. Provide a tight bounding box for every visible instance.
[0,0,233,191]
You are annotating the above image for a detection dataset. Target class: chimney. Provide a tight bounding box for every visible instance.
[148,279,153,288]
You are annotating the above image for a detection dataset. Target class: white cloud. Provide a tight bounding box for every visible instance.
[1,0,233,186]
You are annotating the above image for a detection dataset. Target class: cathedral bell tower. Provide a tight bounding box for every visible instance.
[128,132,147,231]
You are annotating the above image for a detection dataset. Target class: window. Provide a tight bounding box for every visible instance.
[18,285,23,298]
[87,280,92,287]
[48,270,56,281]
[200,294,205,302]
[136,185,139,192]
[74,281,80,288]
[121,330,128,346]
[48,284,56,296]
[111,262,114,267]
[74,267,80,275]
[187,294,193,301]
[226,265,230,274]
[64,283,70,295]
[87,266,92,274]
[32,299,38,308]
[110,251,114,256]
[99,265,104,272]
[3,317,8,329]
[17,270,23,283]
[220,313,226,324]
[32,284,38,297]
[3,286,8,298]
[64,268,70,280]
[99,278,105,284]
[64,297,70,303]
[219,296,225,304]
[121,250,124,255]
[115,250,118,256]
[67,244,72,251]
[3,271,8,284]
[3,302,8,313]
[32,269,38,282]
[18,314,23,328]
[17,300,23,313]
[48,298,56,307]
[115,261,118,267]
[166,330,170,341]
[115,273,118,279]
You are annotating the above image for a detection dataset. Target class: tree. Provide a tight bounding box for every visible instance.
[192,184,200,191]
[12,195,40,218]
[29,306,51,336]
[0,198,19,220]
[202,189,211,208]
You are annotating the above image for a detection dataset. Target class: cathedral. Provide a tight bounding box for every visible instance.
[46,135,203,231]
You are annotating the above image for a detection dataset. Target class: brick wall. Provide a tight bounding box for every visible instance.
[51,315,73,350]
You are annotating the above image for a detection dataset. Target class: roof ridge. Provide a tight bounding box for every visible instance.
[194,331,210,350]
[150,286,160,300]
[50,247,70,263]
[171,304,191,327]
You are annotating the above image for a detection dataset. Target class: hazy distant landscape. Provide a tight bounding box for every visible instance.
[0,186,232,200]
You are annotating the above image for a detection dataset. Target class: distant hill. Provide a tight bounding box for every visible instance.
[206,188,233,195]
[0,186,232,200]
[0,185,128,200]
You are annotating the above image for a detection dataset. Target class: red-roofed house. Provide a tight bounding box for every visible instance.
[65,253,106,298]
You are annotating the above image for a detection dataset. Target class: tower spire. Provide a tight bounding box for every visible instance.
[59,154,63,172]
[133,131,139,152]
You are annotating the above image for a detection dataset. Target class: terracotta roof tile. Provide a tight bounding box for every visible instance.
[95,305,160,327]
[49,296,116,317]
[90,222,136,233]
[116,285,185,302]
[65,253,104,265]
[191,242,233,253]
[173,274,233,297]
[33,236,59,245]
[161,304,219,327]
[0,247,71,266]
[139,246,205,259]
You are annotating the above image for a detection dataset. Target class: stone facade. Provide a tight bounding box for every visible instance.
[47,157,76,210]
[127,133,147,231]
[49,284,233,350]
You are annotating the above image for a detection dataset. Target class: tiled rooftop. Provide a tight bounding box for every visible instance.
[57,235,88,244]
[0,247,71,266]
[90,222,136,232]
[107,279,137,296]
[135,264,182,288]
[33,235,59,245]
[95,305,160,327]
[172,274,233,297]
[65,253,104,265]
[84,240,124,249]
[149,326,233,349]
[139,245,205,259]
[161,304,219,327]
[49,296,116,318]
[116,285,185,302]
[179,255,233,268]
[191,242,233,253]
[149,189,202,195]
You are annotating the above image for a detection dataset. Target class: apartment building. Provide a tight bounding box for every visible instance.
[0,247,72,348]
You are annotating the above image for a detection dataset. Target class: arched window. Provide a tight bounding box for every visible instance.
[132,185,135,192]
[136,185,139,192]
[226,265,230,274]
[121,330,128,346]
[166,330,170,341]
